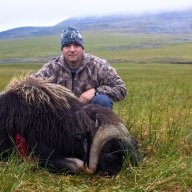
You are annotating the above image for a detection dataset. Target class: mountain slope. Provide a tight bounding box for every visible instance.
[0,9,192,39]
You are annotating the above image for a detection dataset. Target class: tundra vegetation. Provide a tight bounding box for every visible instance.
[0,31,191,191]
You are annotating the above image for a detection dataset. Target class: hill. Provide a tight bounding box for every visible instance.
[0,9,192,39]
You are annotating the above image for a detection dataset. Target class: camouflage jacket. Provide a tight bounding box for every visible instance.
[31,53,127,102]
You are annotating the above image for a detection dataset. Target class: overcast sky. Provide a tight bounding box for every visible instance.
[0,0,192,32]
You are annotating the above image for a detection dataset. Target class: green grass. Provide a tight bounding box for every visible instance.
[0,35,59,59]
[1,32,192,63]
[0,63,41,90]
[0,33,192,191]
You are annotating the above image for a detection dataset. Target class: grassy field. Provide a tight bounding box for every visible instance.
[0,32,192,191]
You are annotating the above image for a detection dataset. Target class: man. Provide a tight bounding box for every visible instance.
[31,26,127,109]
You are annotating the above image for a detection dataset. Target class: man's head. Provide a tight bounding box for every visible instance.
[61,27,84,67]
[61,26,84,49]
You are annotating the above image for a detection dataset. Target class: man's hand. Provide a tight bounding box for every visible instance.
[79,88,96,103]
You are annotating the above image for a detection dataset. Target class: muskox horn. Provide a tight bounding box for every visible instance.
[85,123,132,175]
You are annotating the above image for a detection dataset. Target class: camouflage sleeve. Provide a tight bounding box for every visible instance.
[96,61,127,102]
[30,60,59,83]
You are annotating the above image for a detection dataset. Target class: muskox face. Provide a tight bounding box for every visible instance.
[0,77,141,176]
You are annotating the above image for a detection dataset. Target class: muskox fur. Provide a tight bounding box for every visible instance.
[0,77,141,176]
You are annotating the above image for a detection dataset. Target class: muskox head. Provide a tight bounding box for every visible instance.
[0,76,141,176]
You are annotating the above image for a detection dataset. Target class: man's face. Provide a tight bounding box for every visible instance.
[62,43,83,65]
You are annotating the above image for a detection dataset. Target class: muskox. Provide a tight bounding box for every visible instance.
[0,76,141,176]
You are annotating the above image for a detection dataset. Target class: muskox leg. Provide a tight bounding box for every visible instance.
[32,143,86,174]
[47,158,85,174]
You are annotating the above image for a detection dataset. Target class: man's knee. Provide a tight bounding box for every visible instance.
[90,95,113,109]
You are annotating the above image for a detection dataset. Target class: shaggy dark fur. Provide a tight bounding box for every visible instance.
[0,77,141,176]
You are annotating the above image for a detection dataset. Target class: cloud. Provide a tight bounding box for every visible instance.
[0,0,192,31]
